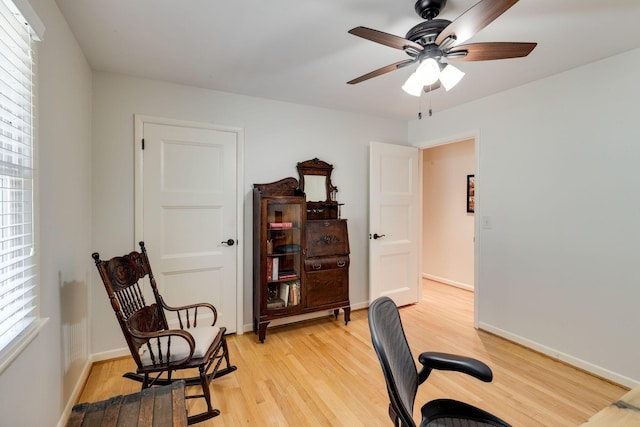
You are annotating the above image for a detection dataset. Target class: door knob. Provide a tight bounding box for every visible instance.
[221,239,235,246]
[372,233,386,240]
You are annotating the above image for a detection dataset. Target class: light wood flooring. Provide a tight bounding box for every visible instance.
[78,280,627,426]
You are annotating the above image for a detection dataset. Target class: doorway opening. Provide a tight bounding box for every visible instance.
[420,137,476,320]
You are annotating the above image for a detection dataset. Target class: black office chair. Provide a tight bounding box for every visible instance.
[368,296,511,427]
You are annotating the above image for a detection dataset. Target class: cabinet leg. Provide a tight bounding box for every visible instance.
[344,307,351,325]
[258,322,269,343]
[333,309,339,319]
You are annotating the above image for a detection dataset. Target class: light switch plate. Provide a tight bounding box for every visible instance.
[482,216,492,229]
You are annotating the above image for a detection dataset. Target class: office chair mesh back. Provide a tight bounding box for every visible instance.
[369,297,420,426]
[369,297,511,427]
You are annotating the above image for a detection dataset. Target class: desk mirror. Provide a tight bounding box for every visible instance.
[297,158,336,202]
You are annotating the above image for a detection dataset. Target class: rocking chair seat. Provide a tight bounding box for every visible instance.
[140,326,221,367]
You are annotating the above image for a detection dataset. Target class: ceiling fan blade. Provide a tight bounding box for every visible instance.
[349,26,423,52]
[347,59,416,85]
[435,0,520,47]
[446,42,536,61]
[423,81,441,93]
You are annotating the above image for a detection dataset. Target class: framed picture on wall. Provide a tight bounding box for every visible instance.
[467,174,475,213]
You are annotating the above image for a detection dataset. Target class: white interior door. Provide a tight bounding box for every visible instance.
[369,141,420,306]
[136,118,240,333]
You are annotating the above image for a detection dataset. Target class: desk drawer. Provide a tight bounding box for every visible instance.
[305,268,348,307]
[304,256,349,272]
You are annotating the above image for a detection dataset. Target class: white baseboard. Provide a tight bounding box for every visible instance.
[91,347,131,362]
[56,358,93,427]
[422,273,474,291]
[479,322,639,388]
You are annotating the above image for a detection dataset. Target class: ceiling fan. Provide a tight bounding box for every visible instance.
[347,0,537,96]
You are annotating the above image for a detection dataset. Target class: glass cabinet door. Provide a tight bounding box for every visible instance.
[264,201,302,310]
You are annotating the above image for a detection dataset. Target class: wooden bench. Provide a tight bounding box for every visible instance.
[67,381,187,427]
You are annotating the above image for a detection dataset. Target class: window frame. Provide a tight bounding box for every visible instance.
[0,0,46,374]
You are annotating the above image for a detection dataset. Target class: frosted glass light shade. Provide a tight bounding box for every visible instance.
[416,58,440,86]
[402,72,423,97]
[439,64,465,91]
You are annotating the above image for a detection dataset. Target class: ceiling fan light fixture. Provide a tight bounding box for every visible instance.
[402,72,424,96]
[439,63,465,91]
[416,57,440,86]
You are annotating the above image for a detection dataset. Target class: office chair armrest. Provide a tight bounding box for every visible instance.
[417,351,493,384]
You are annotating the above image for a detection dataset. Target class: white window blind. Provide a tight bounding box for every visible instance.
[0,0,37,354]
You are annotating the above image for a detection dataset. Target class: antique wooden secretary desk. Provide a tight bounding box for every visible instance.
[253,158,350,342]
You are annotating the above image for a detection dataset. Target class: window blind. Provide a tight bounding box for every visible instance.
[0,0,37,353]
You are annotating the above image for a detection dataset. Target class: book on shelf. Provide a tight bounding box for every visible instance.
[278,270,297,280]
[289,281,301,306]
[269,222,293,229]
[279,283,290,307]
[267,257,279,281]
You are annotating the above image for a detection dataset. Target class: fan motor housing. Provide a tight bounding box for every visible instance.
[406,18,450,45]
[414,0,447,20]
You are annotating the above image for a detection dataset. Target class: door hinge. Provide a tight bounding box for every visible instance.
[141,138,145,150]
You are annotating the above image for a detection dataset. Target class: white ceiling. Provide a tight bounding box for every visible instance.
[54,0,640,121]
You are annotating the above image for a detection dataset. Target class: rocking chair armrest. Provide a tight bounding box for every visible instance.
[129,328,196,366]
[159,296,218,326]
[162,300,216,315]
[417,351,493,384]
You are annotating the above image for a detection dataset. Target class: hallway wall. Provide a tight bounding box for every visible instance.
[422,139,475,289]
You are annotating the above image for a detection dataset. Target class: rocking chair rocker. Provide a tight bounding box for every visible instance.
[92,241,237,424]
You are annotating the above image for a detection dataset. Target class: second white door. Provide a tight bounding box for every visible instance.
[369,141,420,306]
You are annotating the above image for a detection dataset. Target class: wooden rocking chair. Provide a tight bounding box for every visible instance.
[92,241,237,424]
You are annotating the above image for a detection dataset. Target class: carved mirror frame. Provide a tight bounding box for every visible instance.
[297,158,336,203]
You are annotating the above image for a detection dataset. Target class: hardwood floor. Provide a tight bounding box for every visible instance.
[78,280,627,426]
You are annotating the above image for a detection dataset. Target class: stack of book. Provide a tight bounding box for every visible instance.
[278,270,297,280]
[273,281,301,308]
[269,222,293,229]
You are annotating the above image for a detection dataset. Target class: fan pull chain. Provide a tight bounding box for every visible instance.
[417,86,434,120]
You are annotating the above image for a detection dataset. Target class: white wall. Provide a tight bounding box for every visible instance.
[422,140,475,289]
[0,0,93,426]
[409,48,640,386]
[91,73,408,354]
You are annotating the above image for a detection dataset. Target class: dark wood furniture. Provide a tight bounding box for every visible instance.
[253,178,306,342]
[297,158,342,220]
[67,381,187,427]
[304,218,351,322]
[298,158,350,325]
[92,242,237,424]
[253,159,350,342]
